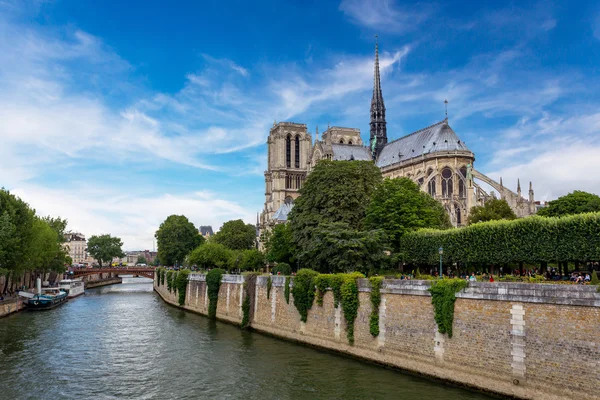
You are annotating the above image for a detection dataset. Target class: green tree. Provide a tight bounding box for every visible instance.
[240,249,265,271]
[136,254,147,265]
[155,215,203,266]
[87,234,125,268]
[365,178,451,252]
[468,199,517,225]
[0,188,36,276]
[537,190,600,217]
[289,160,382,258]
[187,242,231,269]
[299,222,388,274]
[265,223,295,265]
[213,219,256,250]
[27,217,68,273]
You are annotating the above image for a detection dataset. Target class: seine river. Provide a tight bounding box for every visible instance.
[0,278,495,399]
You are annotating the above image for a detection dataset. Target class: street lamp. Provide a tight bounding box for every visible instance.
[438,247,443,279]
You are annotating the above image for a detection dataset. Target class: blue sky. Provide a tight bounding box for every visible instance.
[2,0,600,250]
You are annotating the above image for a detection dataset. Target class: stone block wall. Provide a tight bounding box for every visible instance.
[154,275,600,400]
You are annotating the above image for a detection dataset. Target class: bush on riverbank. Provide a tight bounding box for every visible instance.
[175,269,190,305]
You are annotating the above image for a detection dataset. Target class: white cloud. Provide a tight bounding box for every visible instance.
[339,0,431,33]
[483,113,600,200]
[11,184,255,251]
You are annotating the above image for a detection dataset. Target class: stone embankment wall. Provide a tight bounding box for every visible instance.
[154,275,600,400]
[0,298,25,318]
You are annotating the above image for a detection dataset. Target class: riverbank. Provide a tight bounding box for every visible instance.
[154,274,600,400]
[0,297,25,318]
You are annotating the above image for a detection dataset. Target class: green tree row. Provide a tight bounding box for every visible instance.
[398,212,600,265]
[0,189,70,290]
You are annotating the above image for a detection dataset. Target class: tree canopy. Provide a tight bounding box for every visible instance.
[365,177,451,252]
[0,189,68,277]
[87,234,125,267]
[299,222,388,274]
[187,242,231,270]
[212,219,257,250]
[264,223,295,266]
[240,249,265,271]
[289,161,384,271]
[467,198,517,225]
[289,160,382,253]
[155,215,203,266]
[136,255,147,265]
[537,190,600,217]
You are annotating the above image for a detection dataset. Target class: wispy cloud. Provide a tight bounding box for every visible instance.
[339,0,432,33]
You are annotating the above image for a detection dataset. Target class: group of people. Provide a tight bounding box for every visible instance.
[571,272,593,284]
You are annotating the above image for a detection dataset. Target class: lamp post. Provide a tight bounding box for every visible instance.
[438,247,443,279]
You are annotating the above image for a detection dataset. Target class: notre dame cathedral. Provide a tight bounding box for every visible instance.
[258,41,537,237]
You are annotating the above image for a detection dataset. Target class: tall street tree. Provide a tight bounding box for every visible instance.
[264,223,295,266]
[365,177,451,253]
[289,160,383,270]
[290,160,382,247]
[0,188,36,280]
[187,242,231,270]
[212,219,257,250]
[87,234,126,268]
[537,190,600,217]
[155,215,203,266]
[468,198,517,225]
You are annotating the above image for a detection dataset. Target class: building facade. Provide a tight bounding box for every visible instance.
[259,41,537,234]
[63,232,87,264]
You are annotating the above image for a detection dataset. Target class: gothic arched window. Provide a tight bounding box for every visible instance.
[459,179,465,198]
[428,177,436,196]
[441,167,453,197]
[348,140,353,145]
[295,135,300,168]
[286,135,291,168]
[418,177,424,187]
[339,139,344,144]
[455,204,462,225]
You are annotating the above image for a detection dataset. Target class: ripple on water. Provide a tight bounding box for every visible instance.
[0,279,495,400]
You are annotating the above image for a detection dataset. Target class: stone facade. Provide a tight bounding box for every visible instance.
[155,274,600,400]
[258,42,537,235]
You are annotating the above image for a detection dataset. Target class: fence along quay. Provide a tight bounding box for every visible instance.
[154,272,600,400]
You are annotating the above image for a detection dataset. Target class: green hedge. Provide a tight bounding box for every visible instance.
[399,213,600,265]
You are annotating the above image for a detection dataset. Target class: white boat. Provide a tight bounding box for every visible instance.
[58,279,85,298]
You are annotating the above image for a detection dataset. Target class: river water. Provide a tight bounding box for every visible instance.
[0,278,496,400]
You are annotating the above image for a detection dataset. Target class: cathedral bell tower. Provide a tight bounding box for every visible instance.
[370,36,387,160]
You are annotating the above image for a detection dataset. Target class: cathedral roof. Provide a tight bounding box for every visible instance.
[376,119,471,168]
[331,144,372,161]
[272,202,293,222]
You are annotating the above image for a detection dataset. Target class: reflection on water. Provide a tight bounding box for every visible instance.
[0,278,496,400]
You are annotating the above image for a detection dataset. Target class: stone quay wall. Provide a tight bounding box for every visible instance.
[0,297,25,318]
[154,275,600,400]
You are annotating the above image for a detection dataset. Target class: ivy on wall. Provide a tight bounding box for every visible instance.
[428,278,468,338]
[340,272,364,344]
[314,274,331,306]
[284,276,291,304]
[175,269,190,305]
[292,269,318,323]
[166,270,174,292]
[241,272,259,329]
[369,276,383,337]
[206,268,225,319]
[267,276,272,300]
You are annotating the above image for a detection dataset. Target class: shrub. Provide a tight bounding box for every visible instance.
[271,263,292,276]
[591,270,599,285]
[206,268,225,319]
[291,269,319,323]
[314,274,331,306]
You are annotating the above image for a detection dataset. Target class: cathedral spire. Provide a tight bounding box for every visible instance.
[370,35,387,161]
[517,178,521,194]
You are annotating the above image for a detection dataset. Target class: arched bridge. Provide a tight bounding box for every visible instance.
[72,268,155,280]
